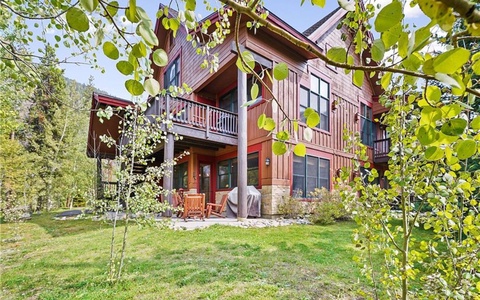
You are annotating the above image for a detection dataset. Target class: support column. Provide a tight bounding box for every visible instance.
[163,95,175,217]
[163,132,175,217]
[237,68,248,221]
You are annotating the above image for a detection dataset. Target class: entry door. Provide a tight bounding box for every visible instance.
[199,163,211,204]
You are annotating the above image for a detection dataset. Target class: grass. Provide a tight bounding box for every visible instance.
[0,211,369,300]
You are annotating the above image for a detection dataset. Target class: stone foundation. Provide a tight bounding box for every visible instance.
[259,185,290,217]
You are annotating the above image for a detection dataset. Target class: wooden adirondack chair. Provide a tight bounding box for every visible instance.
[181,193,205,221]
[206,194,228,218]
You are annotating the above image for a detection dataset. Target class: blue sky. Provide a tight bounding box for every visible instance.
[55,0,425,99]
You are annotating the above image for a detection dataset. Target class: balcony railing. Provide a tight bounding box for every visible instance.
[147,96,238,137]
[374,138,391,163]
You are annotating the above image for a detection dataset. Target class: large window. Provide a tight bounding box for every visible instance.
[164,57,180,89]
[218,153,259,188]
[173,162,188,189]
[299,75,330,131]
[220,78,262,113]
[292,155,330,197]
[360,103,375,147]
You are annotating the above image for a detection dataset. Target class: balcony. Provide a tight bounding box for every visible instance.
[146,96,238,146]
[374,138,391,164]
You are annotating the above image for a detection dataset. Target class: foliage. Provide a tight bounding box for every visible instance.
[0,213,368,299]
[277,195,306,218]
[98,104,187,281]
[308,188,350,225]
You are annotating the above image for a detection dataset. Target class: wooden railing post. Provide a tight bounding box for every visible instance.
[206,106,210,139]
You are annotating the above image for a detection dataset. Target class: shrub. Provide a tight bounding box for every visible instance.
[308,188,350,225]
[277,195,306,219]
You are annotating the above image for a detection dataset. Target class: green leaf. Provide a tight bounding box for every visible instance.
[126,0,137,22]
[471,116,480,130]
[293,120,299,132]
[277,131,290,141]
[250,83,259,100]
[456,139,476,160]
[371,39,385,62]
[257,114,266,129]
[472,60,480,76]
[327,47,347,63]
[338,0,355,11]
[425,146,444,161]
[381,23,402,48]
[80,0,99,12]
[402,53,422,71]
[441,119,467,136]
[353,70,364,87]
[273,62,289,81]
[236,51,255,73]
[304,107,315,119]
[66,7,89,32]
[132,42,147,58]
[420,107,442,125]
[441,104,462,119]
[434,73,461,88]
[303,127,313,142]
[374,1,403,33]
[424,85,441,103]
[125,79,144,96]
[264,118,276,131]
[306,111,320,128]
[433,48,470,74]
[137,22,158,47]
[381,72,392,89]
[106,1,119,17]
[186,0,196,10]
[116,60,134,75]
[103,41,119,60]
[417,125,438,145]
[311,0,326,8]
[152,49,168,67]
[272,141,287,155]
[397,32,409,58]
[293,143,307,157]
[144,78,160,96]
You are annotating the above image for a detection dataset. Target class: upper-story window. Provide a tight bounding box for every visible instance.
[164,57,180,89]
[360,103,375,147]
[292,154,330,197]
[300,75,330,131]
[220,78,262,113]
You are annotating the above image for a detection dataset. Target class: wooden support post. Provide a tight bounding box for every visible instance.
[96,157,103,199]
[237,68,248,221]
[163,95,175,217]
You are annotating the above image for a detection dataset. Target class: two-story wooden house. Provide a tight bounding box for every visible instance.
[87,5,388,217]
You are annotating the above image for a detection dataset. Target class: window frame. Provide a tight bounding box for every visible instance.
[219,77,263,113]
[217,152,259,189]
[299,74,330,132]
[292,154,330,198]
[360,103,375,147]
[164,56,180,89]
[173,162,188,189]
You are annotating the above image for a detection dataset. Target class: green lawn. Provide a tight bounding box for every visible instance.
[0,212,369,300]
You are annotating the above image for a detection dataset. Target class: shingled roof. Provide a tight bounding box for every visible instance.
[302,6,341,37]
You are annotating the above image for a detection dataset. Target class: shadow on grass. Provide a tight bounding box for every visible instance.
[28,210,118,238]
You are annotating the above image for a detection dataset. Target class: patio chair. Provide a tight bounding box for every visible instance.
[206,194,228,218]
[181,193,205,221]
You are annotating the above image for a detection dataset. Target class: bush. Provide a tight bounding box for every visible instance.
[308,188,350,225]
[277,195,306,219]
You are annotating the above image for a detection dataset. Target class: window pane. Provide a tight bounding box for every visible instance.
[247,169,258,186]
[310,75,319,94]
[320,80,329,98]
[319,159,329,178]
[310,93,319,112]
[293,155,305,175]
[218,162,229,175]
[300,87,309,107]
[321,113,329,131]
[306,156,318,177]
[306,177,317,196]
[218,175,230,188]
[292,175,305,197]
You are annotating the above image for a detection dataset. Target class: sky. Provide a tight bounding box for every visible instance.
[53,0,427,100]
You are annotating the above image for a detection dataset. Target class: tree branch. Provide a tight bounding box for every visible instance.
[0,1,79,20]
[438,0,480,24]
[220,0,480,98]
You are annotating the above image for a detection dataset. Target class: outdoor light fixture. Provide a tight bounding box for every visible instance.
[265,158,270,166]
